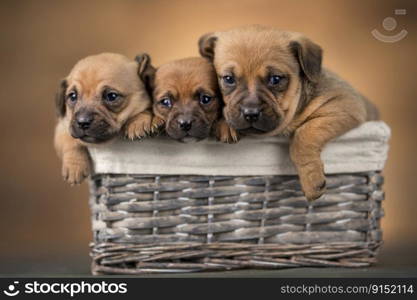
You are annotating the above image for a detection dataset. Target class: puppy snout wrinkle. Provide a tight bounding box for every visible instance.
[178,118,193,132]
[242,106,261,123]
[76,111,94,130]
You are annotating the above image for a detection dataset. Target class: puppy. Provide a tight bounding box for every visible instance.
[54,52,156,184]
[152,57,238,143]
[199,25,379,200]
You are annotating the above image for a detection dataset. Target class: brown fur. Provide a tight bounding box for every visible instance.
[199,25,379,200]
[152,57,238,143]
[54,52,155,184]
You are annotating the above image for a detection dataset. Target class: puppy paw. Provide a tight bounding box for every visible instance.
[62,158,90,185]
[216,120,239,144]
[150,116,165,135]
[297,161,327,201]
[125,112,153,140]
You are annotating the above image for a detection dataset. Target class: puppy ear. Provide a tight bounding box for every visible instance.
[135,53,156,95]
[290,37,322,83]
[55,79,67,118]
[198,32,217,60]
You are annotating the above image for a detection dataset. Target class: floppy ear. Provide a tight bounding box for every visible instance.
[135,53,156,96]
[55,79,67,118]
[198,32,217,61]
[290,37,322,83]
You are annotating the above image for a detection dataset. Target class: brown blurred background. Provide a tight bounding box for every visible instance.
[0,0,416,275]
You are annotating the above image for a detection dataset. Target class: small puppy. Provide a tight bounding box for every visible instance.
[152,57,238,143]
[199,25,379,200]
[54,52,155,184]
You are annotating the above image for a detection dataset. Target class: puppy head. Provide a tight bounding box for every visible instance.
[199,25,322,134]
[55,52,154,143]
[153,57,221,142]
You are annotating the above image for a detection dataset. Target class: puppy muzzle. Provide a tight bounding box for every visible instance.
[225,102,280,133]
[70,110,117,143]
[166,114,211,142]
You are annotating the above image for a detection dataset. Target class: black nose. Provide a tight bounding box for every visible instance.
[76,112,94,130]
[178,119,193,132]
[242,107,260,123]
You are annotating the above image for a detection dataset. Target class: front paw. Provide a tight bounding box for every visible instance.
[297,161,326,201]
[125,112,152,140]
[216,120,239,144]
[150,116,165,135]
[62,159,90,185]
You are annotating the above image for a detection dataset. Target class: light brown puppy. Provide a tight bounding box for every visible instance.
[152,57,238,143]
[54,52,155,184]
[199,25,378,200]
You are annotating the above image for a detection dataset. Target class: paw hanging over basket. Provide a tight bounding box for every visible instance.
[87,121,390,274]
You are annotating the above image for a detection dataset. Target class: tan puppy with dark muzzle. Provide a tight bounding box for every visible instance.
[54,52,156,184]
[152,57,238,143]
[199,25,379,200]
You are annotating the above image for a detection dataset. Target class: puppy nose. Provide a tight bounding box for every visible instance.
[242,107,260,123]
[76,112,94,130]
[178,119,193,132]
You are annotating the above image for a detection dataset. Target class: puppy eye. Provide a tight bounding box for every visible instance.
[103,91,119,102]
[222,75,236,85]
[199,94,213,105]
[67,91,77,102]
[159,98,172,108]
[268,75,281,86]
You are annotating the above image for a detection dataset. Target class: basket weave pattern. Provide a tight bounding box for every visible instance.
[89,172,384,274]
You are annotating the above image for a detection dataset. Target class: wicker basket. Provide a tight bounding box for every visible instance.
[87,121,389,274]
